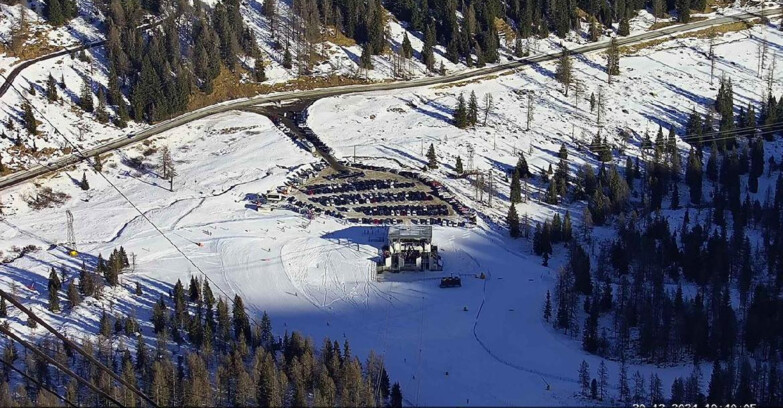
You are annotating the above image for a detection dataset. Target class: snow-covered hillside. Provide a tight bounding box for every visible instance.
[308,20,783,227]
[0,107,705,406]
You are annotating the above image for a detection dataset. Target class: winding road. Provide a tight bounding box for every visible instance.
[0,8,778,190]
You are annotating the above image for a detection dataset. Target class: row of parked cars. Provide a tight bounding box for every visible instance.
[305,179,415,195]
[353,204,450,217]
[307,190,434,207]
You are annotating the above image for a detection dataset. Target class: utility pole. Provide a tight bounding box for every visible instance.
[487,170,493,208]
[767,54,777,95]
[709,35,715,85]
[169,168,176,192]
[65,210,76,252]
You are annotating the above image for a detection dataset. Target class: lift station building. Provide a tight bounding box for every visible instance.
[378,225,442,272]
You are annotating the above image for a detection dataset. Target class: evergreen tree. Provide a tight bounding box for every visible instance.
[46,74,58,102]
[66,282,81,309]
[598,360,608,400]
[426,143,437,168]
[607,38,620,78]
[0,298,6,318]
[422,22,436,71]
[360,43,373,69]
[282,43,292,69]
[467,91,479,126]
[515,152,530,178]
[579,360,591,396]
[618,361,630,401]
[678,0,691,23]
[544,290,552,322]
[232,294,251,342]
[401,33,413,58]
[390,382,403,408]
[455,156,464,174]
[510,170,522,203]
[618,17,630,36]
[79,79,94,112]
[507,204,520,237]
[685,148,702,205]
[48,288,60,312]
[556,49,573,95]
[22,103,36,134]
[453,93,468,128]
[255,57,267,82]
[80,172,90,191]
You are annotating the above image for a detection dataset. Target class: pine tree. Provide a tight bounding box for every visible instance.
[685,148,703,204]
[80,172,90,191]
[282,43,292,69]
[46,74,58,102]
[232,294,250,342]
[22,103,36,134]
[422,22,436,71]
[453,93,468,128]
[360,43,373,69]
[607,38,620,78]
[589,17,600,42]
[401,33,413,58]
[678,0,691,23]
[255,58,267,82]
[579,360,591,396]
[510,170,522,203]
[79,79,94,112]
[48,267,62,293]
[426,144,437,169]
[95,87,109,123]
[619,361,630,401]
[455,156,463,174]
[467,91,479,126]
[66,282,80,309]
[619,17,630,36]
[515,152,530,178]
[543,290,552,322]
[0,298,6,318]
[556,49,573,95]
[99,311,112,337]
[598,360,608,400]
[390,382,403,408]
[507,204,520,237]
[48,288,60,312]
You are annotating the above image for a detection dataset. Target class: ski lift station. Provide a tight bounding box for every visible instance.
[377,225,443,272]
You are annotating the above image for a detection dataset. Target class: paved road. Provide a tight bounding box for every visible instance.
[0,8,778,190]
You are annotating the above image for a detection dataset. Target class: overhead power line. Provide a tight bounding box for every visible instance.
[0,323,124,407]
[0,356,78,408]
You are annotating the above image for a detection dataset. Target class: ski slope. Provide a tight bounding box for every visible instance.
[0,106,709,406]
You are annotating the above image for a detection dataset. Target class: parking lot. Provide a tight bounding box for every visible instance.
[286,164,474,226]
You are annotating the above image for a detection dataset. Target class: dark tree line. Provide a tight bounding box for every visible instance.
[532,65,783,407]
[2,269,402,407]
[100,0,259,125]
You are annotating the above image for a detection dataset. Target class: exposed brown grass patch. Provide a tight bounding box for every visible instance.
[620,19,756,54]
[433,74,501,90]
[495,18,516,42]
[186,67,372,112]
[323,26,357,47]
[0,29,59,60]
